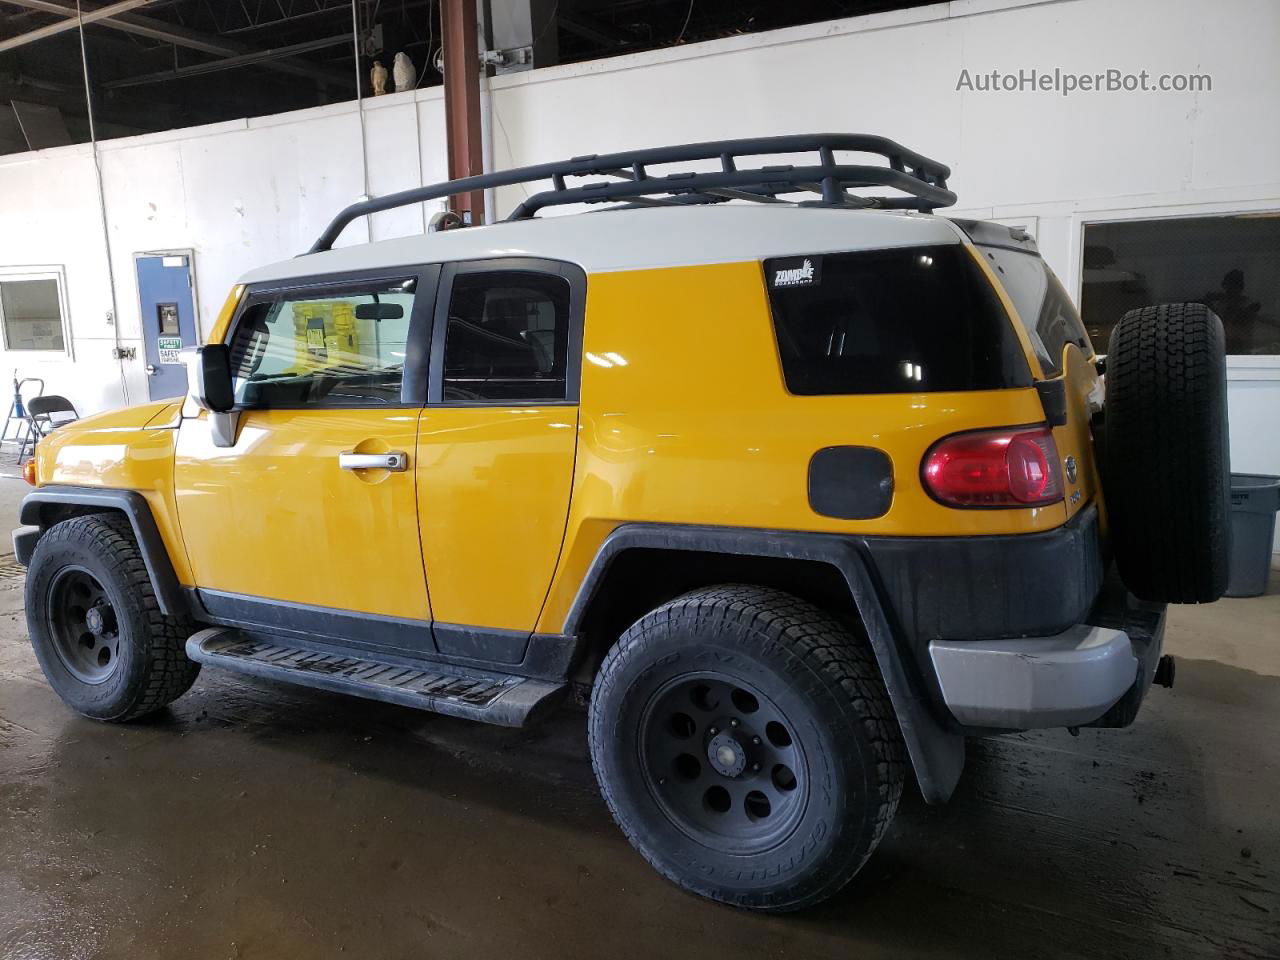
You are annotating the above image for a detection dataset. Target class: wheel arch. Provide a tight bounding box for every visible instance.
[564,524,966,804]
[19,486,187,617]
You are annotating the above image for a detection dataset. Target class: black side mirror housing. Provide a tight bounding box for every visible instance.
[193,344,234,413]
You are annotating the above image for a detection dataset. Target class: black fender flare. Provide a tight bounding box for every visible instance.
[563,523,965,804]
[18,486,187,618]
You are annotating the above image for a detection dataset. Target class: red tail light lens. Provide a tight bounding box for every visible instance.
[922,426,1064,507]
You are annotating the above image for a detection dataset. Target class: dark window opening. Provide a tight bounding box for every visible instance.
[765,245,1031,396]
[441,271,572,403]
[1081,215,1280,356]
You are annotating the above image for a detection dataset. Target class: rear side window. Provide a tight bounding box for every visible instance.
[978,245,1092,375]
[765,245,1031,395]
[441,271,572,402]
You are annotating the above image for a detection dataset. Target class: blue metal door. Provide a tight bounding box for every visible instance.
[136,254,198,401]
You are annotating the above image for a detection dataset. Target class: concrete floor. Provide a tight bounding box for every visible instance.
[0,475,1276,959]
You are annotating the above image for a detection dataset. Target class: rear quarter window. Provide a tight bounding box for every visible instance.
[977,245,1093,376]
[765,245,1031,395]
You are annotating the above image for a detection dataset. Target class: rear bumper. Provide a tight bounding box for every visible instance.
[928,586,1166,730]
[862,503,1105,648]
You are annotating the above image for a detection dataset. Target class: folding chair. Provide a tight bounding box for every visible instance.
[18,394,79,464]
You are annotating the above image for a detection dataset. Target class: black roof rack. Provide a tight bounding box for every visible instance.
[308,133,956,254]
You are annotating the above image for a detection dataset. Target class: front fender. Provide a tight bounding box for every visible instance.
[18,486,187,617]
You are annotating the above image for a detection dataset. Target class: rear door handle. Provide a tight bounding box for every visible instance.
[338,451,408,472]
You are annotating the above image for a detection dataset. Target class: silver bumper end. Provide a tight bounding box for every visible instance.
[929,624,1140,729]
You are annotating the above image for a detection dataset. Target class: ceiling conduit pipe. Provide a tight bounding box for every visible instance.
[75,1,130,405]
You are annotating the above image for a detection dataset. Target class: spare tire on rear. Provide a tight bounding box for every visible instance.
[1104,302,1230,603]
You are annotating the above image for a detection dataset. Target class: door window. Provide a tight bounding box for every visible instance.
[228,277,418,407]
[440,270,573,402]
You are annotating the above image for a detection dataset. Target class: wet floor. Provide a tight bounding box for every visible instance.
[1,570,1278,960]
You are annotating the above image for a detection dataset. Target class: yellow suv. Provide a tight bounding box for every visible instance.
[13,136,1230,911]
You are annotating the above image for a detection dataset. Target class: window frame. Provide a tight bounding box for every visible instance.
[0,265,74,359]
[224,263,440,410]
[427,257,587,407]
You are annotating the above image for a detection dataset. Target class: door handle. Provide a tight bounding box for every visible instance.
[145,364,158,376]
[338,451,408,472]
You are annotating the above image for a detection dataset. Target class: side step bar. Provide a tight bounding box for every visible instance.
[186,628,566,727]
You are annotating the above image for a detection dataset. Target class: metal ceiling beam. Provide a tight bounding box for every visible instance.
[0,0,351,88]
[0,0,158,53]
[101,33,351,88]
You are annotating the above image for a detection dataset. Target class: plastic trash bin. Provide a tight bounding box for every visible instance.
[1225,473,1280,598]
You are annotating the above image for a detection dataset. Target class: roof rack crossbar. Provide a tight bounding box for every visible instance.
[509,164,954,219]
[308,133,955,253]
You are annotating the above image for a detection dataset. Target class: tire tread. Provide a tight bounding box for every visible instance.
[1106,302,1230,602]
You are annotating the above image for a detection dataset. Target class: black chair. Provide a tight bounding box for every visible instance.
[19,395,78,464]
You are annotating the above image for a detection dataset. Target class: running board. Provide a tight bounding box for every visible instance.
[185,628,566,727]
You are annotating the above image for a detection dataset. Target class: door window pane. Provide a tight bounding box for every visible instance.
[0,277,65,352]
[442,271,572,402]
[1082,215,1280,356]
[229,277,417,407]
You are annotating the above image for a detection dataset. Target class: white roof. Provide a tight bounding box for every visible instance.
[239,204,965,285]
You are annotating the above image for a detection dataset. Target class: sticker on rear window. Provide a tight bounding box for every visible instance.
[770,256,821,289]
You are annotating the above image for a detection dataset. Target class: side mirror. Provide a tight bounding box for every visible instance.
[192,344,234,413]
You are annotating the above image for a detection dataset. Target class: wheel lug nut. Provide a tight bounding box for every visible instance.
[729,718,739,728]
[708,726,718,736]
[751,762,760,772]
[751,736,761,745]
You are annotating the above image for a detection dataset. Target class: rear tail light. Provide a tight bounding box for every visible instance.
[922,426,1064,507]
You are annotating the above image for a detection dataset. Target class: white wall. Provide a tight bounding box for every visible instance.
[0,0,1277,481]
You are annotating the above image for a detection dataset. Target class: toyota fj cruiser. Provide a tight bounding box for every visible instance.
[14,135,1230,911]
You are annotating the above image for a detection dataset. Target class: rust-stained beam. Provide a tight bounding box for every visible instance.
[441,0,485,224]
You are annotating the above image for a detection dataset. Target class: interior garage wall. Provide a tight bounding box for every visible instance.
[0,0,1276,482]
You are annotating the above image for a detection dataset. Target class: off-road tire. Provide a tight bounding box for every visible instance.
[1105,302,1230,603]
[588,584,904,911]
[26,513,200,720]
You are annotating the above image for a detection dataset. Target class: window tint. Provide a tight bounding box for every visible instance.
[0,276,65,352]
[228,277,417,407]
[442,271,572,402]
[979,245,1091,375]
[765,245,1031,396]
